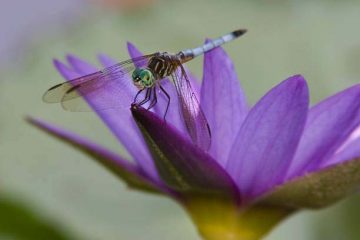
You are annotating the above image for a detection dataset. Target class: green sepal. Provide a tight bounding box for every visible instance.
[183,194,293,240]
[259,158,360,209]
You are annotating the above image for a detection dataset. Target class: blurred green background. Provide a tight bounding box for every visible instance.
[1,0,360,239]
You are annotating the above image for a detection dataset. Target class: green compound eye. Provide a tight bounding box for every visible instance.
[132,68,154,89]
[140,70,152,84]
[132,68,142,82]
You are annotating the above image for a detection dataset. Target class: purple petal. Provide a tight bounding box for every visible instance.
[131,105,241,203]
[285,84,360,179]
[97,53,117,67]
[127,41,143,59]
[53,59,78,80]
[200,43,248,167]
[27,117,164,193]
[54,56,160,182]
[326,136,360,167]
[152,79,188,135]
[126,42,188,134]
[96,53,136,96]
[226,76,309,200]
[66,54,97,74]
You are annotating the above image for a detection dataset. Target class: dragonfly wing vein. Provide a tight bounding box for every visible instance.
[171,65,211,150]
[44,54,154,112]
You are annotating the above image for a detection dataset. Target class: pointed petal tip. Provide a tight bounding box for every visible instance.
[52,59,62,71]
[52,58,67,70]
[52,58,77,80]
[25,115,35,124]
[96,52,106,60]
[126,41,136,51]
[65,53,89,66]
[127,42,143,58]
[97,53,117,67]
[290,74,304,79]
[131,104,161,124]
[96,53,106,64]
[282,75,309,95]
[65,53,81,67]
[65,53,97,74]
[286,74,307,84]
[266,75,309,101]
[65,53,76,63]
[26,116,48,128]
[26,117,55,134]
[130,104,137,115]
[126,41,133,47]
[131,104,144,119]
[52,58,60,66]
[131,103,147,113]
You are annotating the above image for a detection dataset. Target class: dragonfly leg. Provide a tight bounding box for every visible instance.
[138,88,152,106]
[133,89,144,104]
[147,87,158,110]
[159,84,170,120]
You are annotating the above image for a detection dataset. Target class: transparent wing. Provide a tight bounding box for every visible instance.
[171,65,211,150]
[43,54,156,112]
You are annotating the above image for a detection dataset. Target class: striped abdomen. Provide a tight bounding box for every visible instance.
[178,29,247,63]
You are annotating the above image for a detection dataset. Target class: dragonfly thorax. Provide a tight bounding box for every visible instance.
[147,53,179,79]
[132,53,179,90]
[132,68,155,90]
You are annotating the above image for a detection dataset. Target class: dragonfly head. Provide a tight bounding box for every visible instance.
[132,68,155,90]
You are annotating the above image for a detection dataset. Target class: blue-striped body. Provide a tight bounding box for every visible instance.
[131,29,247,89]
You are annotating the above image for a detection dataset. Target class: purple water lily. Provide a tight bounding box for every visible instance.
[29,42,360,240]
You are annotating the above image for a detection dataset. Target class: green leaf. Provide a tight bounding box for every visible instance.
[260,158,360,209]
[0,196,74,240]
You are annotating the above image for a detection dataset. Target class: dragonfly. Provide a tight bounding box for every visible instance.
[43,29,247,150]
